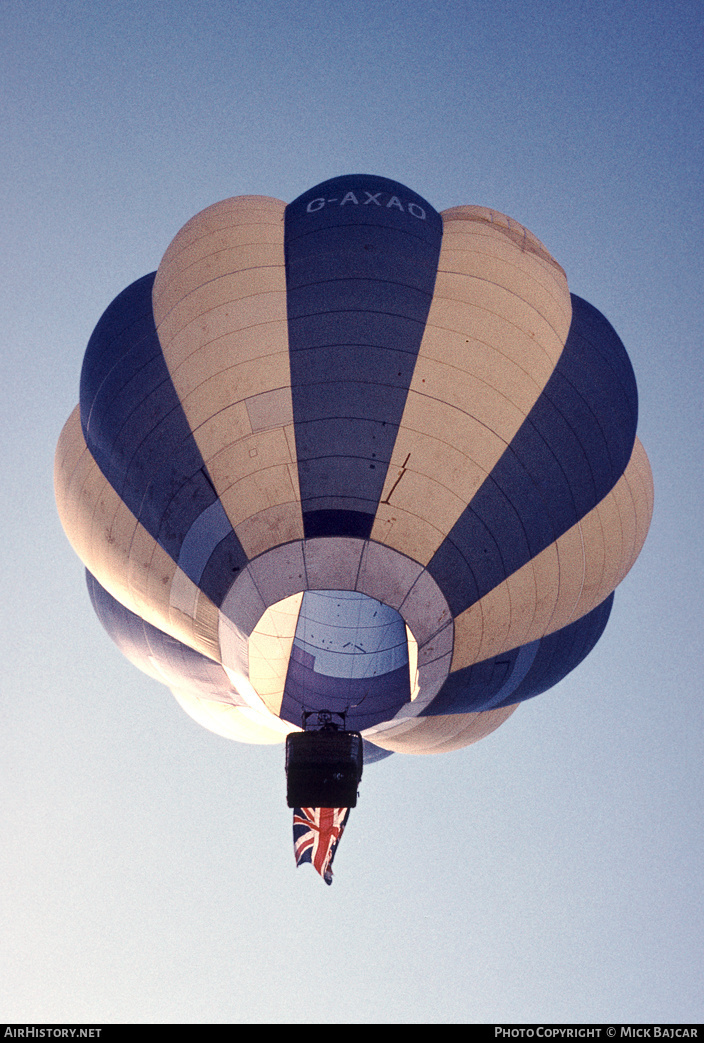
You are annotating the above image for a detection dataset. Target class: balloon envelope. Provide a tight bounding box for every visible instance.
[55,174,653,756]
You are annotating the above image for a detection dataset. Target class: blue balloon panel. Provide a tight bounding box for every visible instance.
[285,175,443,539]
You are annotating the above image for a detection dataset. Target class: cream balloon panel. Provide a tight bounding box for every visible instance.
[170,689,293,745]
[155,238,286,323]
[248,592,303,714]
[156,264,287,350]
[365,702,519,755]
[440,208,571,333]
[155,195,286,286]
[153,196,302,563]
[54,407,222,663]
[371,205,573,568]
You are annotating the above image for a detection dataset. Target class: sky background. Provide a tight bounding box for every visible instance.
[1,0,702,1025]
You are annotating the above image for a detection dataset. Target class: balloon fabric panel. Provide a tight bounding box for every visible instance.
[151,196,302,565]
[284,174,443,540]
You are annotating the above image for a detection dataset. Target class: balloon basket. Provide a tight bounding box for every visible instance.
[285,730,363,808]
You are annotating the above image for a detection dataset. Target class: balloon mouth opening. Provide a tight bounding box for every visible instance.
[249,589,417,732]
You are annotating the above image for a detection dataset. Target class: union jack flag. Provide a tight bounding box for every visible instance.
[293,807,351,885]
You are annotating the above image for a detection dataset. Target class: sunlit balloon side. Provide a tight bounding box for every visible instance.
[55,174,653,763]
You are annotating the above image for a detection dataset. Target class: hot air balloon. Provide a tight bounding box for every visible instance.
[55,174,653,880]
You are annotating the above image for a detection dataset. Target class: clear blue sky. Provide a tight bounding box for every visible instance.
[1,0,702,1024]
